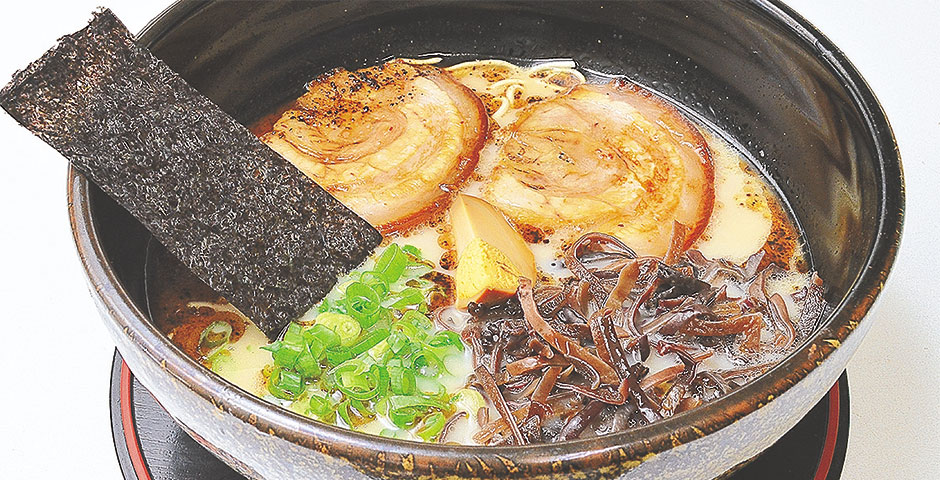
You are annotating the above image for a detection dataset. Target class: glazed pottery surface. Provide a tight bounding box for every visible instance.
[69,1,902,479]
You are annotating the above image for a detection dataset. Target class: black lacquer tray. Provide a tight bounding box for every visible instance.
[110,350,849,479]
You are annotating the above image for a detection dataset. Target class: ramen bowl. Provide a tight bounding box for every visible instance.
[68,1,903,479]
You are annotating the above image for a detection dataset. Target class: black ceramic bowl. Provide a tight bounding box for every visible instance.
[69,1,903,479]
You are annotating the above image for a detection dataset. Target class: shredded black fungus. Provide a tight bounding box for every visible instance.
[467,229,826,444]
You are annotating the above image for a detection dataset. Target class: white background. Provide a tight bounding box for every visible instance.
[0,1,937,478]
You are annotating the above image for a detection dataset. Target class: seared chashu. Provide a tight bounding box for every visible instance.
[263,60,487,234]
[483,80,715,256]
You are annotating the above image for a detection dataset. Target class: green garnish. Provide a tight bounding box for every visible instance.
[303,324,340,349]
[325,345,353,365]
[428,331,465,351]
[452,388,486,416]
[373,243,408,284]
[388,366,417,395]
[267,367,304,399]
[345,282,381,327]
[349,328,390,357]
[198,320,232,356]
[314,312,361,346]
[388,287,424,308]
[260,244,466,440]
[416,411,447,441]
[307,393,333,419]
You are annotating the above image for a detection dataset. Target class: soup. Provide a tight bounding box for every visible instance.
[148,58,825,445]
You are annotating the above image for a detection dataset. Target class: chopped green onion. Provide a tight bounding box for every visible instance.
[308,393,332,418]
[288,393,310,415]
[197,320,232,355]
[306,336,326,360]
[207,348,233,374]
[325,346,353,366]
[412,348,446,376]
[452,388,486,416]
[386,331,410,354]
[283,322,304,345]
[387,395,445,429]
[268,367,305,399]
[294,349,321,378]
[367,339,391,360]
[336,399,373,428]
[304,324,340,349]
[350,399,372,415]
[390,319,421,340]
[400,310,433,334]
[371,307,394,329]
[403,259,433,278]
[262,340,303,368]
[427,331,465,352]
[329,361,388,402]
[388,287,425,308]
[315,312,361,346]
[337,377,377,401]
[329,359,367,378]
[389,406,423,429]
[401,245,422,257]
[393,342,422,367]
[372,364,390,398]
[373,244,407,284]
[336,400,355,428]
[345,282,381,327]
[360,271,390,298]
[416,411,447,441]
[388,366,416,395]
[349,328,390,357]
[376,397,392,417]
[259,242,472,439]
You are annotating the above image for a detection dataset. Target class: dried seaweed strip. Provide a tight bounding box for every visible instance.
[0,10,381,338]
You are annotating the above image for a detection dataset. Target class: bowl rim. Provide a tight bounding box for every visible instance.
[67,0,904,474]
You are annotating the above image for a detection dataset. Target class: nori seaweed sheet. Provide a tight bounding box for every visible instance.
[0,10,382,338]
